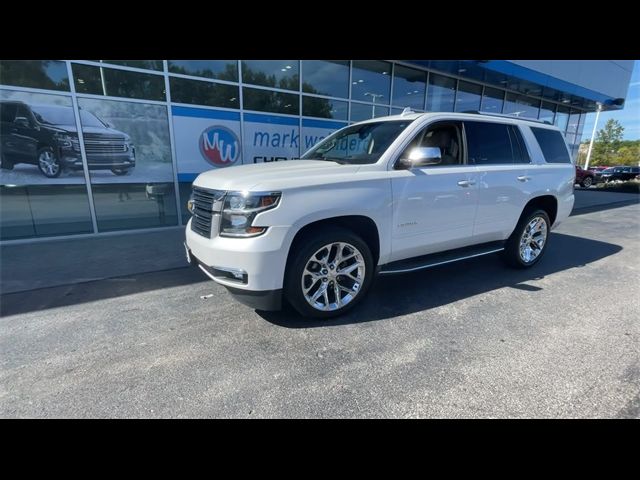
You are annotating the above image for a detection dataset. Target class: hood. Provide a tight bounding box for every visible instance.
[40,124,128,138]
[193,160,362,191]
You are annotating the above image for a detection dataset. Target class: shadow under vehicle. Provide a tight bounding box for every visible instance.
[0,100,135,178]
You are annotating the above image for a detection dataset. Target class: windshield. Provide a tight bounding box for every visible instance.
[301,120,414,165]
[31,105,106,128]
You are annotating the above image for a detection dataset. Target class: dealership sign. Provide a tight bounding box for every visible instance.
[172,106,346,182]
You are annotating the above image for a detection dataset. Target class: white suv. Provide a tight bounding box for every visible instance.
[184,111,575,318]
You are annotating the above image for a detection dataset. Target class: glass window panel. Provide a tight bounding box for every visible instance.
[554,105,570,132]
[91,183,178,231]
[72,64,166,101]
[302,96,348,120]
[539,101,556,124]
[0,89,93,240]
[178,182,193,224]
[0,185,93,240]
[301,60,349,98]
[169,77,239,109]
[350,103,389,122]
[168,60,238,82]
[0,60,70,91]
[503,93,540,119]
[481,87,504,114]
[464,121,514,164]
[350,60,391,104]
[242,60,299,91]
[242,87,299,115]
[95,60,163,71]
[392,65,426,110]
[455,81,482,112]
[531,127,571,163]
[426,74,455,112]
[566,110,581,135]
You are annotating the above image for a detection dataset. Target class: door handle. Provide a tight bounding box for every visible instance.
[517,176,531,182]
[457,180,476,187]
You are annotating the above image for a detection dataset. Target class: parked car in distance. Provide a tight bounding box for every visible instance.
[0,100,135,178]
[184,110,575,318]
[600,166,640,183]
[588,166,608,173]
[575,165,595,187]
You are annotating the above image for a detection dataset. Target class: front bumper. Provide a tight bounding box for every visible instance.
[59,149,136,170]
[185,242,283,311]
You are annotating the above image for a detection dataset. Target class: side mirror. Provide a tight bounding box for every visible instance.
[14,116,30,128]
[398,147,442,169]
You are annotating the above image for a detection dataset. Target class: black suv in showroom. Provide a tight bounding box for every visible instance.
[0,100,135,178]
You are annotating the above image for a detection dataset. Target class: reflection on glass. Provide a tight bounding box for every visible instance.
[392,65,426,110]
[351,61,391,104]
[91,183,178,231]
[0,185,93,240]
[539,101,556,124]
[178,182,193,224]
[96,60,163,71]
[72,64,166,101]
[77,97,174,184]
[350,103,390,122]
[301,60,349,98]
[302,96,348,120]
[480,87,504,113]
[566,110,581,134]
[455,81,482,112]
[168,60,238,82]
[426,74,455,112]
[555,105,570,132]
[503,93,540,118]
[242,60,299,91]
[169,77,239,109]
[0,60,70,91]
[0,88,92,202]
[242,87,299,115]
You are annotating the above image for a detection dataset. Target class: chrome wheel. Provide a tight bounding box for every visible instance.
[38,150,60,177]
[301,242,366,312]
[582,176,593,188]
[519,216,548,263]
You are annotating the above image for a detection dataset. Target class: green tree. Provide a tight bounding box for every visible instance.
[593,118,625,165]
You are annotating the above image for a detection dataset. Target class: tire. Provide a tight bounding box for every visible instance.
[111,167,131,176]
[581,176,593,188]
[284,227,374,319]
[502,209,551,269]
[36,147,62,178]
[0,153,14,170]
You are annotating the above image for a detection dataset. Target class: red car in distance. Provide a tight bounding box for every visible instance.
[575,165,596,187]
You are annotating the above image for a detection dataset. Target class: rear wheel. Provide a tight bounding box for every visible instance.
[284,227,374,319]
[111,167,131,176]
[0,153,14,170]
[502,209,550,269]
[581,176,593,188]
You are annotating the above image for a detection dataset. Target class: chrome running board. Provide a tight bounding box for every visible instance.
[379,241,505,275]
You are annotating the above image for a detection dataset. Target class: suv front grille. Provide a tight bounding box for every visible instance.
[190,187,225,238]
[82,133,127,155]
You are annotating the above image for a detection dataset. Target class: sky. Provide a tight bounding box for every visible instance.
[581,61,640,142]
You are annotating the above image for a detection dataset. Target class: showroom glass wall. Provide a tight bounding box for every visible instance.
[0,60,588,241]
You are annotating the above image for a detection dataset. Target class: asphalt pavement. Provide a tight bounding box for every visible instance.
[0,199,639,418]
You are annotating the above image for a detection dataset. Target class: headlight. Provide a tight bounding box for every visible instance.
[54,133,73,148]
[220,191,281,238]
[187,192,196,215]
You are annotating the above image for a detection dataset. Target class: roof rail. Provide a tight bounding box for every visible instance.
[461,110,552,125]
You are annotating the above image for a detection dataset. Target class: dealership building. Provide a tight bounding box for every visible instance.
[0,60,634,242]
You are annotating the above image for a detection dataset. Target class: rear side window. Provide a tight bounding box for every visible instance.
[531,127,571,163]
[464,121,514,165]
[0,103,17,123]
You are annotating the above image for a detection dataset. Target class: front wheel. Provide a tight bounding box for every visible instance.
[502,209,550,269]
[37,147,62,178]
[284,227,374,319]
[111,167,131,176]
